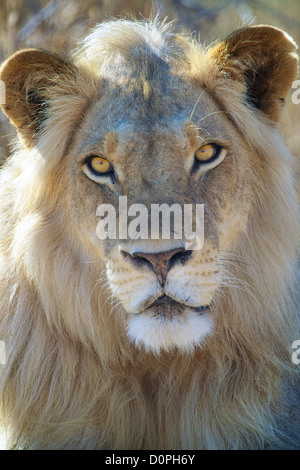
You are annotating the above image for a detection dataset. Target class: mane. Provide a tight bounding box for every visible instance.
[76,18,175,62]
[74,19,195,85]
[0,19,299,450]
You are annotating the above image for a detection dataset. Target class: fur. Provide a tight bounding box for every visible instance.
[0,19,299,449]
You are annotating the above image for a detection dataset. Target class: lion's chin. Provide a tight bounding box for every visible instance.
[126,303,213,354]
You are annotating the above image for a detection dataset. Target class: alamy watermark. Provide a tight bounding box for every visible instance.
[0,341,5,365]
[292,340,300,365]
[96,196,205,250]
[292,80,300,105]
[0,80,5,105]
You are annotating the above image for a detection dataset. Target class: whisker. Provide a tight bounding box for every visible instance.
[194,110,233,125]
[218,266,258,302]
[189,89,206,121]
[219,258,250,266]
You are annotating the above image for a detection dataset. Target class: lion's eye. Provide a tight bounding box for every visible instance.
[86,156,112,175]
[82,155,115,184]
[193,143,226,174]
[195,144,220,163]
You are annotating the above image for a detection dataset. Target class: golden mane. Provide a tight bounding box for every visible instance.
[0,19,299,449]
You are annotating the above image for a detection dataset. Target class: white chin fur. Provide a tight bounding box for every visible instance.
[127,311,213,354]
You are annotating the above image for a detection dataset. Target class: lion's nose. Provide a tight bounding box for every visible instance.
[132,248,191,286]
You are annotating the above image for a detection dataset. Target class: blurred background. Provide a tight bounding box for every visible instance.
[0,0,299,164]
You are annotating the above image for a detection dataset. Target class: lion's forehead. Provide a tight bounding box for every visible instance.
[77,84,232,156]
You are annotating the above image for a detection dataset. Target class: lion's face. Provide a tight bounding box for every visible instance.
[1,21,296,355]
[68,79,253,352]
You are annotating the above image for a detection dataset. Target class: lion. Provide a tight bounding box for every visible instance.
[0,18,299,450]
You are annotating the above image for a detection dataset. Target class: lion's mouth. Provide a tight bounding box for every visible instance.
[127,293,213,352]
[145,294,210,317]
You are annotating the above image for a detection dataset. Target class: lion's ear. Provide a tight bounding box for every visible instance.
[209,25,298,122]
[0,49,77,146]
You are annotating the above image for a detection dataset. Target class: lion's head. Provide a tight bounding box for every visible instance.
[0,20,299,449]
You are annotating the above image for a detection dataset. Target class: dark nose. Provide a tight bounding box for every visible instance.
[132,248,191,286]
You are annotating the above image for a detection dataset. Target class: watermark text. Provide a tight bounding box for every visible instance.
[96,196,205,250]
[292,80,300,105]
[0,341,5,365]
[292,340,300,365]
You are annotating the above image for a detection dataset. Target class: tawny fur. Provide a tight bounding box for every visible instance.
[0,19,299,449]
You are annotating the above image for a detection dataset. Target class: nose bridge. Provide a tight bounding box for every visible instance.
[120,133,191,254]
[129,167,187,208]
[118,194,188,257]
[127,130,184,200]
[120,238,185,257]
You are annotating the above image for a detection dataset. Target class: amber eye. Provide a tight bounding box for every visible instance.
[195,144,220,163]
[82,155,115,184]
[192,143,226,174]
[87,156,112,175]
